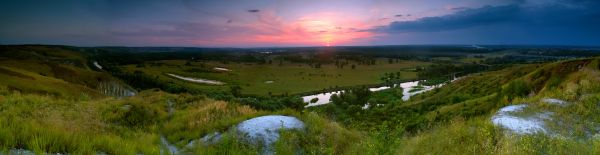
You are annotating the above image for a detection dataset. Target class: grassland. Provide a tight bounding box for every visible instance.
[2,45,600,154]
[0,87,368,154]
[396,65,600,154]
[0,46,129,99]
[122,59,430,96]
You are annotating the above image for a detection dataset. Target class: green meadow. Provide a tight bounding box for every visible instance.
[1,45,600,154]
[122,59,430,96]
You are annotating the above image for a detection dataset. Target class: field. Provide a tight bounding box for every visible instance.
[2,45,600,154]
[122,59,430,96]
[0,88,366,154]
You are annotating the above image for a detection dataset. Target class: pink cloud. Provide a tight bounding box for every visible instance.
[243,11,379,46]
[110,10,383,46]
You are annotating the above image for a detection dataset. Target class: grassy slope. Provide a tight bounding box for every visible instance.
[394,57,600,154]
[0,88,160,154]
[0,66,104,99]
[2,45,599,154]
[302,57,600,154]
[0,45,129,99]
[123,59,429,96]
[0,88,367,154]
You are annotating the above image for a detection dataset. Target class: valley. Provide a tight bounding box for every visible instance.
[1,45,600,154]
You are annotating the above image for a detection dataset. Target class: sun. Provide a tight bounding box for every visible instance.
[299,19,338,46]
[323,35,333,46]
[286,13,375,46]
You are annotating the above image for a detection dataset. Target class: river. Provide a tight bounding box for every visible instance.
[303,77,461,107]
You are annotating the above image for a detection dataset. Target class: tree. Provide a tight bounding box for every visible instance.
[230,85,242,97]
[310,98,319,103]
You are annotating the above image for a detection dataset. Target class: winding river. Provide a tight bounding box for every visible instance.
[303,77,461,107]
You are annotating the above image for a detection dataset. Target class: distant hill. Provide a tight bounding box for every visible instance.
[0,45,135,99]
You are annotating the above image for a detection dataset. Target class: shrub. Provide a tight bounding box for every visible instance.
[103,99,166,128]
[502,79,531,101]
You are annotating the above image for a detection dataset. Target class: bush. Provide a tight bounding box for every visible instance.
[103,100,166,128]
[310,98,318,103]
[502,79,531,101]
[237,96,305,111]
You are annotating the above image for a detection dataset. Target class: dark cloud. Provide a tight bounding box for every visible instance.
[450,7,469,11]
[380,5,521,32]
[379,18,389,21]
[394,14,403,17]
[378,0,600,33]
[373,0,600,45]
[247,9,260,13]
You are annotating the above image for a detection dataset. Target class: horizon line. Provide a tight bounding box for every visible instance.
[2,43,600,49]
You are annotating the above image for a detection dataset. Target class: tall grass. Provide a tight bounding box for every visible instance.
[0,89,163,154]
[161,99,264,147]
[1,57,599,154]
[394,59,600,154]
[395,116,600,155]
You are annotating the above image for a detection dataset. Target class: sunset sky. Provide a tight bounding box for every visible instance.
[1,0,599,47]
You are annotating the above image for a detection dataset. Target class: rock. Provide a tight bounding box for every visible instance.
[121,104,132,110]
[237,115,304,154]
[491,104,551,134]
[542,98,568,107]
[162,115,305,155]
[1,149,68,155]
[160,136,179,155]
[237,115,304,144]
[200,132,222,145]
[593,133,600,140]
[186,132,222,148]
[6,149,34,155]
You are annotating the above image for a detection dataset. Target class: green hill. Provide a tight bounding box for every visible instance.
[1,45,599,154]
[0,45,134,99]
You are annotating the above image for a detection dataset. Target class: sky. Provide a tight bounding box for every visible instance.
[1,0,599,47]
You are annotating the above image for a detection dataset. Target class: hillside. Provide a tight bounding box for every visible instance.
[307,57,600,154]
[0,46,599,154]
[394,58,600,154]
[0,45,135,99]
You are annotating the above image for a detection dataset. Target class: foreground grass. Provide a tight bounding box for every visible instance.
[397,116,600,155]
[1,49,599,154]
[0,87,160,154]
[0,86,369,154]
[397,58,600,154]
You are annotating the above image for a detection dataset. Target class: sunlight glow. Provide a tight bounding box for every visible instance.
[243,12,378,46]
